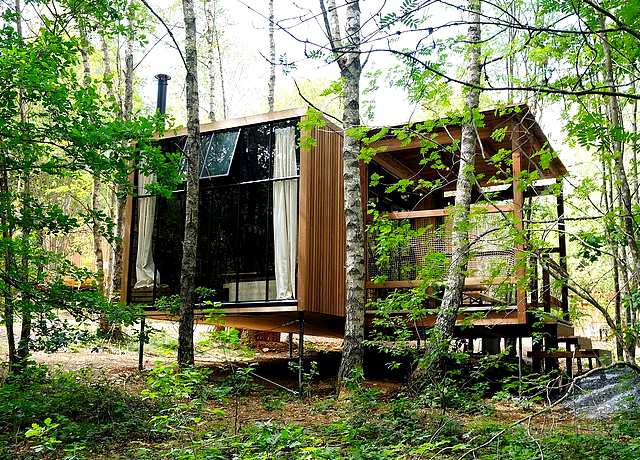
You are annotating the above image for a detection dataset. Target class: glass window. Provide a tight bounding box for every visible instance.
[199,130,240,178]
[150,119,300,304]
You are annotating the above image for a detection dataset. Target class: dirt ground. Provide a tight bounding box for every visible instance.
[0,319,342,374]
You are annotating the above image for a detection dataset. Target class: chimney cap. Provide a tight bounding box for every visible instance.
[155,73,171,81]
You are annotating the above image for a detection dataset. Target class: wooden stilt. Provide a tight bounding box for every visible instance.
[544,325,559,372]
[532,336,543,373]
[518,337,523,396]
[566,343,573,378]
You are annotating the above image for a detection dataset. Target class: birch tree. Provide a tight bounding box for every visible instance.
[318,0,365,390]
[267,0,275,111]
[415,0,482,378]
[109,2,135,301]
[177,0,202,366]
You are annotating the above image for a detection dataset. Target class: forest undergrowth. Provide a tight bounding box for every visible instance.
[1,351,639,460]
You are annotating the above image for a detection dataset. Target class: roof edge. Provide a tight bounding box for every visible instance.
[158,106,309,140]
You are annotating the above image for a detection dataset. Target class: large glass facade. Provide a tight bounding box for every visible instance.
[147,118,299,304]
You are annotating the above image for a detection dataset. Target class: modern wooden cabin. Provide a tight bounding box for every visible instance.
[121,105,573,362]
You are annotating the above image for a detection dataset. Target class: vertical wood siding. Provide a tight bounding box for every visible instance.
[298,120,346,317]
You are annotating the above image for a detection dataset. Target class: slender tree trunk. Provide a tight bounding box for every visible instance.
[204,0,216,122]
[327,0,366,390]
[16,177,31,364]
[267,0,276,111]
[603,156,626,359]
[601,17,638,362]
[15,0,31,365]
[631,81,638,206]
[178,0,201,366]
[92,180,105,291]
[212,0,227,119]
[1,169,15,365]
[100,34,120,300]
[413,0,482,380]
[78,26,106,297]
[110,24,134,301]
[100,35,119,110]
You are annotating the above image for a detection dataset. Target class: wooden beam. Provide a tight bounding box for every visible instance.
[381,203,513,220]
[370,125,505,153]
[512,123,528,324]
[556,178,569,319]
[297,115,311,312]
[527,350,600,359]
[365,276,516,289]
[373,154,415,179]
[413,309,521,327]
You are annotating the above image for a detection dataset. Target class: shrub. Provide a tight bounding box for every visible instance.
[0,363,164,456]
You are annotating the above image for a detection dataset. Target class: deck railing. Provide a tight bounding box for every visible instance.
[365,203,522,309]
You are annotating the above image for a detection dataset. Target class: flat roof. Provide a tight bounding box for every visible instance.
[158,106,309,140]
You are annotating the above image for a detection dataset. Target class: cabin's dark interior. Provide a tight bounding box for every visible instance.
[128,117,300,305]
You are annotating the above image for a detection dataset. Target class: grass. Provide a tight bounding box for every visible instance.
[1,362,639,459]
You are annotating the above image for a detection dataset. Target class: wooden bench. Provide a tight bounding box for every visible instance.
[527,348,606,375]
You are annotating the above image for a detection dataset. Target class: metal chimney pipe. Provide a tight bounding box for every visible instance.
[154,73,171,114]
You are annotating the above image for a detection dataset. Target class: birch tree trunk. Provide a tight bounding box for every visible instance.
[268,0,275,111]
[318,0,365,390]
[212,0,226,119]
[110,21,134,301]
[601,15,639,362]
[79,31,105,295]
[204,0,216,122]
[414,0,482,380]
[178,0,201,366]
[603,156,626,359]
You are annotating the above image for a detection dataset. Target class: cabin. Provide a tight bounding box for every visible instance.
[121,105,576,371]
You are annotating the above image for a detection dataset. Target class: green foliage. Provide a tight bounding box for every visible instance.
[24,417,62,454]
[298,108,326,150]
[288,360,319,396]
[468,421,640,459]
[0,2,181,363]
[0,363,162,455]
[142,362,212,400]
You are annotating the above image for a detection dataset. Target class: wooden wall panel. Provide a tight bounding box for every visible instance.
[298,120,346,317]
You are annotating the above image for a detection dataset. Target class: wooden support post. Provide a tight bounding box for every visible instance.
[542,257,551,313]
[532,336,543,373]
[544,324,559,372]
[566,343,573,378]
[505,337,517,356]
[530,255,539,306]
[518,337,523,396]
[556,179,569,320]
[511,124,527,323]
[138,315,146,371]
[298,312,304,395]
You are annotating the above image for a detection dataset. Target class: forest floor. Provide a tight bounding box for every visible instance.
[1,322,639,459]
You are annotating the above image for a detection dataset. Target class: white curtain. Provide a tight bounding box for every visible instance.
[272,126,297,299]
[134,173,159,288]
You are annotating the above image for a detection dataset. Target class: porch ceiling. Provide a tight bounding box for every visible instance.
[369,105,567,187]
